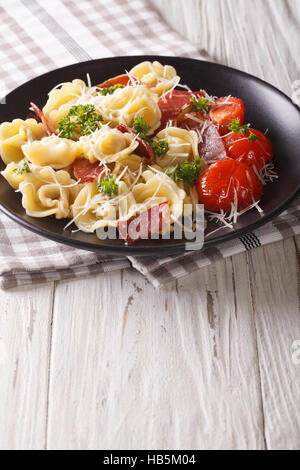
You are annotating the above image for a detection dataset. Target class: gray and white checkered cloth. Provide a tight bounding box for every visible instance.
[0,0,299,289]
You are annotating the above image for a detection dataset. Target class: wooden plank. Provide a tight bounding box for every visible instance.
[0,283,54,450]
[150,0,299,94]
[247,237,300,449]
[46,255,265,450]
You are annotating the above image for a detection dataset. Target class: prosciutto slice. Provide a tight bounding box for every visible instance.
[197,121,227,162]
[180,117,227,162]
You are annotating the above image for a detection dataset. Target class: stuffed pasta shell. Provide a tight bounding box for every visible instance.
[0,119,46,164]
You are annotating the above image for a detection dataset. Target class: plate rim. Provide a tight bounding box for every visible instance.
[0,55,299,256]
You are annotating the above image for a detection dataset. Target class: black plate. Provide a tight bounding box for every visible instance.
[0,55,299,255]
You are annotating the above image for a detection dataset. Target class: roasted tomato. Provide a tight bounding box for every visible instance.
[158,90,205,129]
[223,128,273,171]
[73,159,106,183]
[209,97,245,135]
[97,74,140,88]
[196,159,263,212]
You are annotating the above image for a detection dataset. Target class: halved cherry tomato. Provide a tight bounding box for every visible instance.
[223,128,273,171]
[73,158,106,183]
[97,74,140,88]
[118,202,170,244]
[158,90,205,129]
[209,97,245,135]
[117,124,155,163]
[30,102,53,136]
[196,159,263,212]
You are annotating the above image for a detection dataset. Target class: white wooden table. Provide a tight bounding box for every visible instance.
[0,0,299,450]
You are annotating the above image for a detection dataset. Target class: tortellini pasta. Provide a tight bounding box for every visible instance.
[132,169,186,221]
[1,161,28,189]
[71,169,185,233]
[100,85,161,134]
[71,180,137,232]
[153,127,199,168]
[129,61,179,96]
[22,135,83,169]
[43,79,88,132]
[111,154,144,173]
[79,127,139,164]
[0,119,46,164]
[19,166,79,219]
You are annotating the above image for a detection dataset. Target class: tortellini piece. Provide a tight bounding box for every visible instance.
[112,153,144,173]
[100,85,161,134]
[153,127,199,168]
[79,127,139,164]
[71,180,137,232]
[1,161,28,189]
[43,79,87,132]
[0,119,46,164]
[129,61,179,96]
[22,135,83,169]
[19,166,78,219]
[132,169,186,221]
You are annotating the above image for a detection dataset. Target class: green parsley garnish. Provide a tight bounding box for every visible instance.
[97,174,118,197]
[13,159,31,175]
[132,116,151,140]
[248,131,258,142]
[165,156,204,185]
[58,104,103,139]
[228,118,250,135]
[99,84,125,96]
[190,96,211,113]
[165,165,178,182]
[152,140,169,157]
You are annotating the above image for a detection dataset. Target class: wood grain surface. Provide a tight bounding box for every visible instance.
[0,0,299,450]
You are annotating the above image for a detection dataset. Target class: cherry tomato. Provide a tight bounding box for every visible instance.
[209,97,245,135]
[97,74,140,88]
[158,90,205,129]
[196,159,263,212]
[73,159,106,183]
[223,128,273,171]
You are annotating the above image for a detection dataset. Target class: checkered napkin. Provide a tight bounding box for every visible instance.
[0,0,299,289]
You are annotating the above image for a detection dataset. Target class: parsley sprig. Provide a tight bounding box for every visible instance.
[99,84,125,96]
[190,96,211,113]
[228,118,250,135]
[228,119,258,142]
[13,159,31,175]
[132,116,151,140]
[152,140,169,157]
[58,105,103,139]
[131,116,169,157]
[97,174,118,197]
[165,156,204,185]
[248,131,258,142]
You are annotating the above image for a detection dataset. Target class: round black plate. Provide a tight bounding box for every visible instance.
[0,56,299,256]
